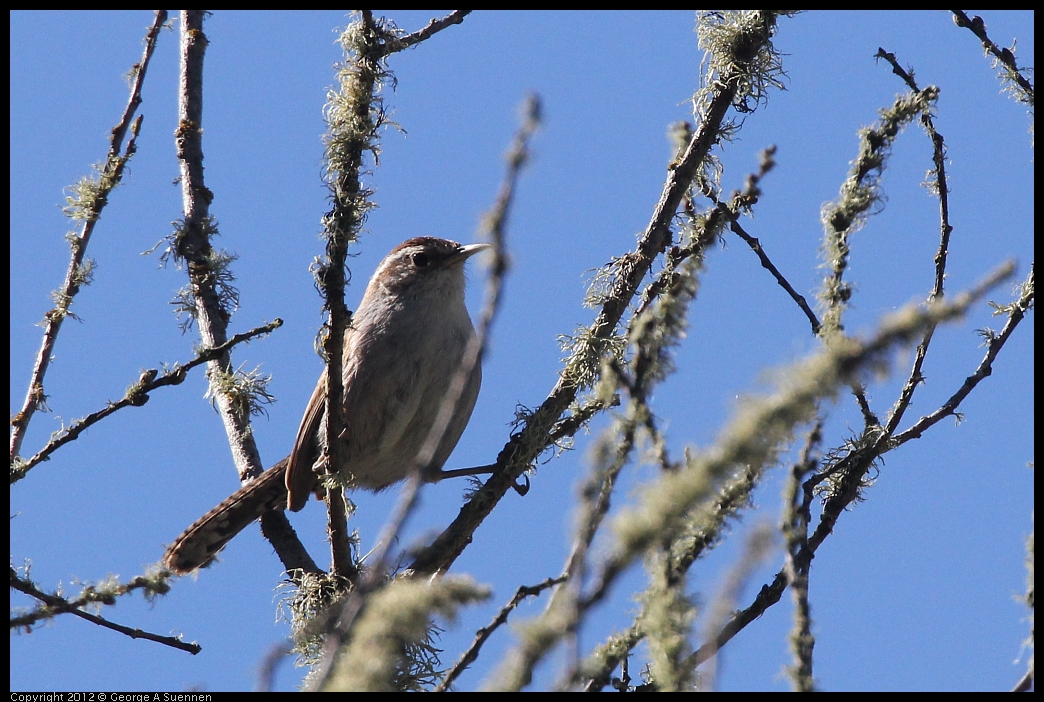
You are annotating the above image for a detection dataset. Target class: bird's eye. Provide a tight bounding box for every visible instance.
[411,251,432,268]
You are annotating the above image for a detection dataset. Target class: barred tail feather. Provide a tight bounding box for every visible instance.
[163,459,290,574]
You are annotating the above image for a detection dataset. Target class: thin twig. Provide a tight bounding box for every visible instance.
[11,320,282,482]
[729,218,821,334]
[297,11,393,689]
[892,265,1034,446]
[719,144,822,335]
[873,49,956,438]
[816,80,939,432]
[376,10,472,58]
[781,424,820,692]
[326,488,358,580]
[817,85,939,336]
[699,524,775,691]
[435,576,566,692]
[551,378,642,676]
[950,10,1034,106]
[315,9,386,584]
[10,10,167,462]
[546,395,620,445]
[256,642,293,692]
[10,567,198,655]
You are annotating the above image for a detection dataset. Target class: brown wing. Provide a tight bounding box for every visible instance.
[285,368,327,512]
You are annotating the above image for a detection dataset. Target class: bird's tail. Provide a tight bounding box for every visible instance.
[163,459,290,574]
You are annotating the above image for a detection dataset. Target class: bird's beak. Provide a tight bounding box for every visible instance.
[452,242,492,264]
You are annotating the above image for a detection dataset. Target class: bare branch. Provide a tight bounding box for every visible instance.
[10,565,198,655]
[375,10,472,57]
[10,10,167,462]
[873,48,957,438]
[951,10,1034,108]
[436,576,566,692]
[173,10,305,576]
[781,425,821,693]
[11,320,282,483]
[893,265,1034,446]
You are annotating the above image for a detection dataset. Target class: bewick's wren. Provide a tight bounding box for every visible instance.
[163,237,488,574]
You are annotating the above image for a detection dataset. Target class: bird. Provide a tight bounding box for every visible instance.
[163,237,489,574]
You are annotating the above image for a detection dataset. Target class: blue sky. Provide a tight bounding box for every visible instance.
[10,10,1034,692]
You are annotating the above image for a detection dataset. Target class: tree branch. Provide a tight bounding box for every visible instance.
[10,10,167,462]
